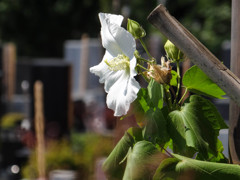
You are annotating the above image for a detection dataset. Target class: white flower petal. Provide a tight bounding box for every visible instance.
[106,73,140,116]
[108,23,136,59]
[99,13,123,56]
[90,51,123,93]
[99,13,123,27]
[90,13,140,116]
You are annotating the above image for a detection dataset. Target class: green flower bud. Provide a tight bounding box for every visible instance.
[127,19,146,39]
[164,40,183,62]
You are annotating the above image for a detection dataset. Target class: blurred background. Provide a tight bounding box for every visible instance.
[0,0,231,179]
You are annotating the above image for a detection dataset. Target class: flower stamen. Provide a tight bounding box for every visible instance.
[104,54,130,71]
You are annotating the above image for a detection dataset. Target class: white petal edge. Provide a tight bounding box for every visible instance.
[106,73,140,116]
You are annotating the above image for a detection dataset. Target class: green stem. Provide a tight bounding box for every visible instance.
[174,61,181,105]
[139,38,153,59]
[178,88,188,105]
[137,64,149,71]
[164,85,173,111]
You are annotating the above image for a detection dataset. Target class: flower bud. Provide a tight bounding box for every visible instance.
[127,19,146,39]
[164,40,183,62]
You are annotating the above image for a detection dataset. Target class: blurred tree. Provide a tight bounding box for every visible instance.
[0,0,231,58]
[0,0,100,57]
[165,0,231,56]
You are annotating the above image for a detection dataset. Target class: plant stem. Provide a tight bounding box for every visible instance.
[163,85,173,111]
[139,38,153,59]
[178,88,188,104]
[174,61,181,105]
[137,64,149,71]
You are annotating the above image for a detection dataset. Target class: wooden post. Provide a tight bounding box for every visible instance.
[229,0,240,164]
[147,4,240,107]
[79,34,89,97]
[3,43,16,101]
[34,81,46,179]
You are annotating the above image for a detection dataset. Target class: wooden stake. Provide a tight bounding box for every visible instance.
[34,81,46,179]
[3,43,16,101]
[229,0,240,164]
[147,4,240,107]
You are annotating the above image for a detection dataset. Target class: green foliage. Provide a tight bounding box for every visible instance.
[170,70,178,87]
[102,130,135,180]
[22,133,113,179]
[182,65,226,99]
[147,79,164,109]
[154,154,240,180]
[168,95,228,158]
[123,141,158,180]
[0,113,24,129]
[166,0,231,56]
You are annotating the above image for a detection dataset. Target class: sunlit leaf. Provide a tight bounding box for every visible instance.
[182,65,225,99]
[170,70,178,87]
[123,141,158,180]
[154,154,240,180]
[168,95,227,158]
[147,79,164,109]
[102,130,135,179]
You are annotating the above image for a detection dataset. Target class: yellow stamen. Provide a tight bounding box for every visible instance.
[104,54,130,71]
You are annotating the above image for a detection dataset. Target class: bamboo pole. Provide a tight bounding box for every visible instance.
[147,4,240,107]
[229,0,240,164]
[34,81,46,179]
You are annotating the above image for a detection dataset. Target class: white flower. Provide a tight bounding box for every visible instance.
[90,13,140,116]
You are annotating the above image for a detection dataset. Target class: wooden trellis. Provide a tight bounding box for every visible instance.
[148,3,240,164]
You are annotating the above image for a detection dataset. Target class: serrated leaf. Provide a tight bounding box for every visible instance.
[143,108,169,146]
[102,130,135,179]
[147,79,164,109]
[168,95,226,158]
[182,65,225,99]
[122,141,158,180]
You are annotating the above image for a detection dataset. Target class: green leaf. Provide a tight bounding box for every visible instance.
[174,154,240,180]
[168,95,227,158]
[122,141,158,180]
[147,79,164,109]
[182,65,225,99]
[154,154,240,180]
[153,158,180,180]
[170,70,178,87]
[134,88,150,113]
[196,139,228,163]
[132,88,149,127]
[102,130,135,180]
[143,108,169,146]
[127,127,143,143]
